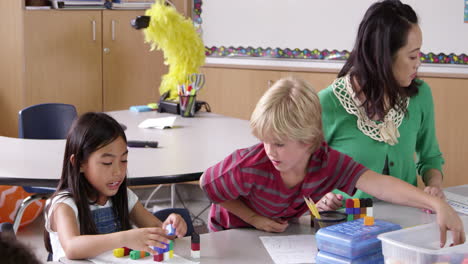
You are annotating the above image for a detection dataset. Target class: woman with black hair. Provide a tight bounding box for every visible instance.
[317,0,445,211]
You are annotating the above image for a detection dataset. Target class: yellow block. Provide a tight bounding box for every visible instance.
[364,216,375,226]
[113,248,124,258]
[169,250,174,258]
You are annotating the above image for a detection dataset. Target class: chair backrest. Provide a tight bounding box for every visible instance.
[153,208,195,236]
[18,103,77,139]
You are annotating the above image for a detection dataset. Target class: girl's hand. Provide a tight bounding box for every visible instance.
[434,200,466,247]
[249,215,288,233]
[122,227,170,255]
[162,213,187,238]
[317,193,343,211]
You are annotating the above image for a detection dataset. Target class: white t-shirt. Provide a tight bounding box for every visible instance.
[45,188,139,261]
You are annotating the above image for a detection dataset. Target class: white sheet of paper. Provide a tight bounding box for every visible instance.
[444,191,468,215]
[89,250,199,264]
[138,116,177,129]
[259,234,317,264]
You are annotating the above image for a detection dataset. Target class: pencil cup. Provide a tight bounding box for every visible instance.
[179,95,196,117]
[311,211,347,233]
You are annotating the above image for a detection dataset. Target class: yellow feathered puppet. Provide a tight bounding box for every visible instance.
[143,0,206,100]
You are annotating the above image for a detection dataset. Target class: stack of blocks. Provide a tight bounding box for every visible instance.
[345,198,373,221]
[315,218,401,264]
[191,233,200,259]
[152,224,177,262]
[112,224,201,262]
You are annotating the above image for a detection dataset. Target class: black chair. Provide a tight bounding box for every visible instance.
[12,103,77,234]
[153,208,194,236]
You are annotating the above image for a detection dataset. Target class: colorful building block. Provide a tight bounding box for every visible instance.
[129,250,149,260]
[169,250,174,258]
[364,216,375,226]
[166,224,176,236]
[113,248,124,258]
[153,253,163,262]
[191,233,200,259]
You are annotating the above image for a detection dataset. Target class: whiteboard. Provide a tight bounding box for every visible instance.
[201,0,468,55]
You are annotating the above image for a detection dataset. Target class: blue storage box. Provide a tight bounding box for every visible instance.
[316,250,384,264]
[316,218,401,259]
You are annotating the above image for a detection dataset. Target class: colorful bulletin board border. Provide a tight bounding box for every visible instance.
[195,1,468,65]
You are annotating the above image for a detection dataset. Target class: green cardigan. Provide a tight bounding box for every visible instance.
[318,78,444,199]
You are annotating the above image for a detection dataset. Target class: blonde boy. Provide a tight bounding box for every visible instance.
[200,77,464,246]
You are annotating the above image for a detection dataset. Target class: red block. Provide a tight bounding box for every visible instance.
[191,242,200,251]
[123,247,132,256]
[153,253,163,262]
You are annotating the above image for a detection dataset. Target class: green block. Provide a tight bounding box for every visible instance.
[169,240,174,250]
[347,214,354,222]
[130,250,140,260]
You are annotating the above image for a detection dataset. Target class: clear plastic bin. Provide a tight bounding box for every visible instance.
[316,218,401,259]
[378,216,468,264]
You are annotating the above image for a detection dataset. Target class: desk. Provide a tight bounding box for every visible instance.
[0,111,259,187]
[59,197,464,264]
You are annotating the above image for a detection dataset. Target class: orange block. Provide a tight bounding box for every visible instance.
[353,198,360,208]
[364,216,375,226]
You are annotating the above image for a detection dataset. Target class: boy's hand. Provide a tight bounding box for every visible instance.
[162,213,187,238]
[434,200,466,247]
[122,227,169,255]
[249,215,288,233]
[317,193,343,211]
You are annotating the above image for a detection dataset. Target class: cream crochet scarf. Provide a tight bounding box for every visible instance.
[332,75,409,146]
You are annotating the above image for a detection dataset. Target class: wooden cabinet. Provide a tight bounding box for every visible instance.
[24,11,103,113]
[0,1,191,137]
[24,10,166,113]
[102,11,166,111]
[199,67,337,120]
[199,67,281,120]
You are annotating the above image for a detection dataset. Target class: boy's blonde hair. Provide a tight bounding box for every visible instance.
[250,77,324,149]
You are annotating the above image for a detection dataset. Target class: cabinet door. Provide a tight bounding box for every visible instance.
[102,10,167,111]
[200,67,281,120]
[24,10,103,113]
[280,71,337,93]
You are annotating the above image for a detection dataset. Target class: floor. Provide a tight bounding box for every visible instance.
[16,183,211,263]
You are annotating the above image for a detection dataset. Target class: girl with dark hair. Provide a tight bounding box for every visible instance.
[318,0,445,210]
[44,112,187,261]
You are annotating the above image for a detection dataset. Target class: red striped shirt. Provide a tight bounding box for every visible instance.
[201,142,367,231]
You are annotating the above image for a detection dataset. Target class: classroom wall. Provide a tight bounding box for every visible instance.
[202,0,468,55]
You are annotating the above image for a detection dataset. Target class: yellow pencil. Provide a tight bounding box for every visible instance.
[303,196,321,219]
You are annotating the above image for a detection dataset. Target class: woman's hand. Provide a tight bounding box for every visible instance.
[317,193,343,211]
[424,186,445,199]
[421,186,445,213]
[433,200,466,247]
[249,215,288,233]
[122,227,170,255]
[162,213,187,238]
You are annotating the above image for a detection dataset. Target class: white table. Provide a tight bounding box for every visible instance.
[0,111,259,187]
[59,184,468,264]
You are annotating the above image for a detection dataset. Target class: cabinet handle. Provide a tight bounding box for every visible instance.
[92,20,96,41]
[112,20,116,41]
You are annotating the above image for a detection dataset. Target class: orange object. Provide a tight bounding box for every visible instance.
[0,186,45,228]
[364,216,375,226]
